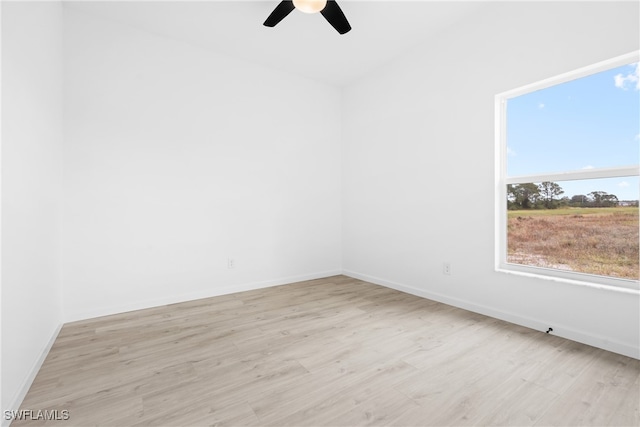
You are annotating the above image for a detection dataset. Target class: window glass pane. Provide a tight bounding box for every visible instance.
[507,177,639,280]
[506,63,640,176]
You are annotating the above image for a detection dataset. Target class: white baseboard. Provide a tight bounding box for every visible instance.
[2,323,63,427]
[63,270,343,323]
[343,269,639,360]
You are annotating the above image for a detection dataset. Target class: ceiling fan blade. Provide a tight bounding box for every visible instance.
[320,0,351,34]
[263,0,295,27]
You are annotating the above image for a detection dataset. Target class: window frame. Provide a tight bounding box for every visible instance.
[495,51,640,292]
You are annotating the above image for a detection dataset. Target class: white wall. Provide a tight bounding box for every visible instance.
[342,1,640,358]
[1,1,64,417]
[61,9,342,321]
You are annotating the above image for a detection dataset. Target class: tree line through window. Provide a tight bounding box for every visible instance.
[507,182,637,210]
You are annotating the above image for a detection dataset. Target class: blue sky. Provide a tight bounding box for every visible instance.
[506,62,639,201]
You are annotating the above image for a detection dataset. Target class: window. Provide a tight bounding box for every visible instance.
[496,52,639,290]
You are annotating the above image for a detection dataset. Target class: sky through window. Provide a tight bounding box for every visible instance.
[506,62,639,201]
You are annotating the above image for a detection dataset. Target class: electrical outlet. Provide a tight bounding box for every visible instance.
[443,262,451,275]
[227,258,235,269]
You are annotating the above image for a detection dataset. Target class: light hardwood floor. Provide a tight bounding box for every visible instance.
[15,275,640,426]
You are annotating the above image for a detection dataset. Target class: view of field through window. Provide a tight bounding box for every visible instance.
[505,61,639,281]
[507,180,639,280]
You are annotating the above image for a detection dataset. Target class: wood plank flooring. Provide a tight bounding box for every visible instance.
[14,275,640,426]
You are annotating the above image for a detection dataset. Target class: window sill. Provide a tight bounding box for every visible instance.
[496,263,640,294]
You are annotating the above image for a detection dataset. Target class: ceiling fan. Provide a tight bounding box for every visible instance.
[263,0,352,35]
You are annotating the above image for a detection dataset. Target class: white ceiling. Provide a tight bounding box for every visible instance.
[64,1,488,87]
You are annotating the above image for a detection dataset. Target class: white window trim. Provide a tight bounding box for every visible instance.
[495,51,640,292]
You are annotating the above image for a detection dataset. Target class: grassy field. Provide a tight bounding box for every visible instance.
[507,207,639,280]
